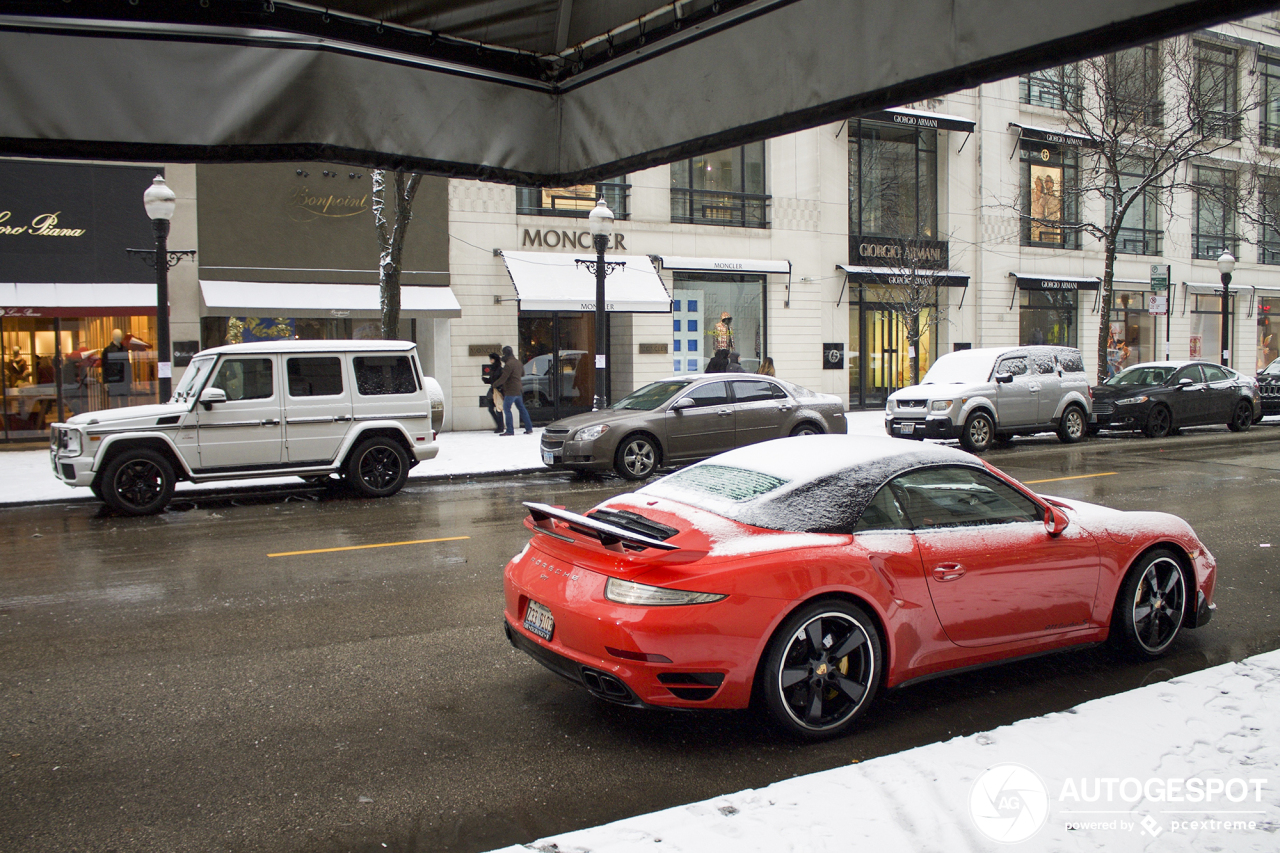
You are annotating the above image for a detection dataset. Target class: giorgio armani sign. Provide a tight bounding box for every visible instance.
[852,235,949,269]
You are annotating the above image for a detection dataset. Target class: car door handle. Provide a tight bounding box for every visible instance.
[932,564,966,582]
[261,418,280,426]
[717,409,732,417]
[778,404,792,411]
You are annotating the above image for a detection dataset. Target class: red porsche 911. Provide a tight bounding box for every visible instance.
[502,436,1216,739]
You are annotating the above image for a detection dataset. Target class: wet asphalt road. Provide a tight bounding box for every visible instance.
[2,427,1279,853]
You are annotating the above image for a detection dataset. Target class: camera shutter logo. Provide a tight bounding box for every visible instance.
[969,763,1050,843]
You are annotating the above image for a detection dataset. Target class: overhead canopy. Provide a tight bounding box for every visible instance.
[840,265,970,287]
[857,108,976,134]
[659,256,791,275]
[0,282,157,317]
[1184,282,1240,294]
[199,281,462,318]
[1011,273,1102,292]
[0,0,1272,185]
[1009,122,1101,149]
[499,252,670,313]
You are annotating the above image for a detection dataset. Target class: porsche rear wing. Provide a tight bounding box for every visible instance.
[523,502,679,552]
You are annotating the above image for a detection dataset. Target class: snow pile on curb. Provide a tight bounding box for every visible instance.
[487,648,1280,853]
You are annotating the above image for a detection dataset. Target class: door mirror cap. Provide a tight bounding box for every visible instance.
[995,372,1014,384]
[1178,377,1194,387]
[1045,505,1070,537]
[670,397,695,411]
[199,387,227,410]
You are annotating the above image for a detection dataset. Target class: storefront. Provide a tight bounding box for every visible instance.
[1183,282,1237,364]
[1,161,161,439]
[1010,273,1101,349]
[1107,282,1162,375]
[497,250,670,423]
[1256,288,1280,370]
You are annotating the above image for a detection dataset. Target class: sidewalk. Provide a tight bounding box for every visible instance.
[0,411,891,506]
[488,648,1280,853]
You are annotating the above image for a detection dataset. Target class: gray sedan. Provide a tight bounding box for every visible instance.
[539,374,848,479]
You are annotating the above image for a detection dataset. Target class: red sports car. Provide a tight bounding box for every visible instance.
[502,436,1216,739]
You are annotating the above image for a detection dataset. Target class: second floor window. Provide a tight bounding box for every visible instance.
[1192,164,1238,260]
[1107,44,1162,125]
[1108,158,1162,256]
[1194,42,1240,139]
[1262,55,1280,147]
[849,120,938,239]
[1021,142,1080,249]
[1260,175,1280,265]
[1020,65,1081,111]
[670,142,768,228]
[516,180,629,219]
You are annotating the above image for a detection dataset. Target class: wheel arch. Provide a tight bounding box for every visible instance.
[339,425,415,468]
[93,435,189,485]
[960,401,997,427]
[1054,393,1091,421]
[616,428,663,460]
[1108,541,1197,629]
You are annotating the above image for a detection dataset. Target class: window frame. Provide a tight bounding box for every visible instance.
[670,142,770,228]
[1020,142,1081,249]
[1020,64,1082,110]
[849,119,939,240]
[516,179,631,220]
[352,355,420,397]
[285,356,345,398]
[1191,164,1239,260]
[1260,54,1280,147]
[885,466,1044,531]
[1108,157,1163,256]
[1193,41,1241,139]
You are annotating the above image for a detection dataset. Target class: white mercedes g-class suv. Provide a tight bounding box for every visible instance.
[884,345,1091,452]
[50,340,444,515]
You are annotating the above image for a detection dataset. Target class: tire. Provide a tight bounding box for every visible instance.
[1228,400,1254,432]
[1142,405,1172,439]
[100,448,175,515]
[1111,549,1187,659]
[345,437,409,498]
[789,422,822,437]
[760,599,881,740]
[959,412,994,453]
[614,433,659,480]
[1057,404,1086,444]
[89,480,105,501]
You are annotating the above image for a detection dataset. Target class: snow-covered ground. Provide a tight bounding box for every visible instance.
[0,411,890,506]
[489,648,1280,853]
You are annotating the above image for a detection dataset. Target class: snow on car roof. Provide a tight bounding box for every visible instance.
[193,340,418,357]
[639,435,983,534]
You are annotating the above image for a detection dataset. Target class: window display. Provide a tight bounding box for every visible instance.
[1019,290,1078,348]
[672,274,766,374]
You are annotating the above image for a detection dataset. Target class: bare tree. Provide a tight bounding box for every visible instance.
[371,169,423,340]
[866,240,952,385]
[1012,36,1259,381]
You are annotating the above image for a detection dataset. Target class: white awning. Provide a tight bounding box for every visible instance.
[839,265,969,287]
[499,252,670,313]
[199,281,462,319]
[658,256,791,275]
[0,282,158,317]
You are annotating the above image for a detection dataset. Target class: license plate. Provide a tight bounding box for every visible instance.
[542,449,555,465]
[523,599,555,641]
[896,422,916,435]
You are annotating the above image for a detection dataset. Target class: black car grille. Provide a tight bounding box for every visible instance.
[1093,401,1115,416]
[1260,383,1280,399]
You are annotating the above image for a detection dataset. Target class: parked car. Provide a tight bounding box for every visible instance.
[504,435,1216,739]
[49,340,445,515]
[884,345,1091,452]
[539,374,847,480]
[1090,361,1260,438]
[522,350,586,408]
[1256,357,1280,418]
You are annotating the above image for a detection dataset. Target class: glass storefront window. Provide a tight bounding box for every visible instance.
[1021,143,1080,249]
[1190,293,1234,362]
[1258,295,1279,370]
[517,311,598,423]
[848,287,937,408]
[1019,290,1078,347]
[670,142,769,228]
[1107,290,1156,377]
[2,314,157,438]
[200,317,415,350]
[850,121,938,239]
[671,274,766,374]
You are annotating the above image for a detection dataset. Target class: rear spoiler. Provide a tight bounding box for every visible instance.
[523,502,679,552]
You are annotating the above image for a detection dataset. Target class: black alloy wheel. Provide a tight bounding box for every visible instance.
[959,412,994,453]
[1057,405,1086,443]
[761,600,880,740]
[101,448,175,515]
[614,434,659,480]
[1112,549,1187,659]
[789,422,822,437]
[1228,400,1254,432]
[346,437,409,498]
[1142,405,1172,438]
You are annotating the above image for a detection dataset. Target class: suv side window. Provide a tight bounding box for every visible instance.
[731,379,784,403]
[683,381,730,407]
[210,358,274,401]
[354,356,419,396]
[287,357,344,397]
[996,356,1028,377]
[1058,350,1084,372]
[1028,352,1056,374]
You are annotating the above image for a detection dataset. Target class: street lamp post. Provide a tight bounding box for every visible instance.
[143,176,177,401]
[586,199,614,411]
[1218,251,1236,367]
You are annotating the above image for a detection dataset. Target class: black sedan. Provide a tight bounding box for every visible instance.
[1257,357,1280,417]
[1091,361,1261,438]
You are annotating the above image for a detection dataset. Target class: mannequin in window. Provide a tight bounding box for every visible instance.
[710,312,735,352]
[5,346,29,385]
[101,328,131,403]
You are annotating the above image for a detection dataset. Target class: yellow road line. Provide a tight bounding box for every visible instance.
[268,535,470,558]
[1023,472,1118,485]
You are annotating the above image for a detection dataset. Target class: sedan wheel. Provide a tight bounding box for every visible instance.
[761,600,880,740]
[614,434,659,480]
[1113,549,1186,659]
[101,449,175,515]
[790,422,822,437]
[346,437,409,498]
[1228,400,1254,432]
[1142,405,1172,438]
[959,412,994,453]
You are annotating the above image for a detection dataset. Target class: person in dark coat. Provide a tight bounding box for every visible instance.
[726,351,745,373]
[482,352,504,433]
[705,348,730,373]
[495,345,533,435]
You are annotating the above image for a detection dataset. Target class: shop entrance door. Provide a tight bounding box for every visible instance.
[518,312,604,424]
[865,307,905,408]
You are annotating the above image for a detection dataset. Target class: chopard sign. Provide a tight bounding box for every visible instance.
[0,211,87,237]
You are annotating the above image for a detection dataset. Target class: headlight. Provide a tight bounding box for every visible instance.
[576,424,610,442]
[55,428,82,456]
[1115,396,1149,405]
[930,400,953,412]
[604,577,725,606]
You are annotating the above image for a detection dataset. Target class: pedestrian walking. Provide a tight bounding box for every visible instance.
[726,352,745,373]
[759,356,776,376]
[482,352,504,433]
[496,345,534,435]
[705,348,730,373]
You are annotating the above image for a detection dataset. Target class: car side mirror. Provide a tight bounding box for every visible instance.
[1045,505,1070,537]
[1177,377,1194,387]
[199,387,227,410]
[995,373,1013,384]
[670,397,695,411]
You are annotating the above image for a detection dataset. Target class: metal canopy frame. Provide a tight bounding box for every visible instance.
[0,0,1274,185]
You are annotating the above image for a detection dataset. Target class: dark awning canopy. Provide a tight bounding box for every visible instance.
[1009,122,1102,150]
[0,0,1270,185]
[840,265,970,288]
[857,109,976,134]
[1011,273,1102,292]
